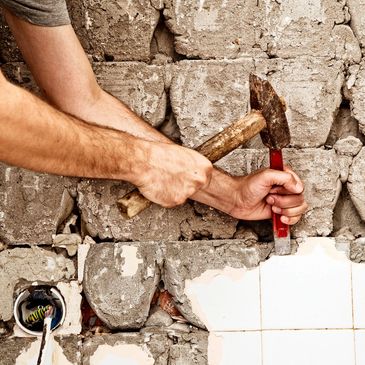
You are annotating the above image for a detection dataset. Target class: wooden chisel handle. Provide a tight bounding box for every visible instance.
[118,110,266,219]
[269,149,289,238]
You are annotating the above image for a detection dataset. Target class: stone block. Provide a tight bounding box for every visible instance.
[351,60,365,136]
[261,0,360,61]
[163,0,266,59]
[93,62,167,127]
[163,240,270,329]
[0,164,75,245]
[255,58,344,147]
[70,0,160,62]
[0,336,81,365]
[217,148,341,237]
[77,180,237,242]
[347,0,365,48]
[82,330,208,365]
[0,247,75,321]
[83,242,161,329]
[348,147,365,221]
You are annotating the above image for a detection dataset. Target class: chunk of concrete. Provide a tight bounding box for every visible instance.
[0,336,81,365]
[348,147,365,221]
[93,63,167,127]
[163,0,266,59]
[70,0,160,61]
[334,136,363,156]
[145,305,173,327]
[163,240,268,329]
[77,180,237,241]
[0,164,75,245]
[255,57,344,147]
[0,247,75,321]
[82,330,208,365]
[83,242,161,329]
[351,60,365,136]
[261,0,360,60]
[217,148,341,237]
[347,0,365,48]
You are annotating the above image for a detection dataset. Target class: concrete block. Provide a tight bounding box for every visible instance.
[82,330,208,365]
[255,57,344,147]
[261,0,360,61]
[0,164,76,245]
[347,0,365,49]
[217,148,341,237]
[0,247,75,321]
[77,180,237,241]
[83,242,161,329]
[93,62,167,127]
[163,0,266,59]
[348,147,365,221]
[163,240,270,329]
[0,336,81,365]
[351,60,365,136]
[71,0,160,62]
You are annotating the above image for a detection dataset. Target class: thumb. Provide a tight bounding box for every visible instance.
[261,169,303,194]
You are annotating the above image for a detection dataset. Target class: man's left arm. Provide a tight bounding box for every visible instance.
[3,9,307,223]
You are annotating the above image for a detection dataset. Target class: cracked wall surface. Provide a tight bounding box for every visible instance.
[1,0,365,364]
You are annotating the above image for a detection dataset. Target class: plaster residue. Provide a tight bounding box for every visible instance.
[15,337,73,365]
[184,266,260,331]
[117,246,143,277]
[194,9,219,31]
[89,344,154,365]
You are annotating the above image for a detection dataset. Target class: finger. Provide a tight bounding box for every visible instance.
[267,194,305,209]
[272,203,308,217]
[284,167,304,191]
[262,169,303,194]
[281,215,302,225]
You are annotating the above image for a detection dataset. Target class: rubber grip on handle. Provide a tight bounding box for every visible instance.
[270,149,289,238]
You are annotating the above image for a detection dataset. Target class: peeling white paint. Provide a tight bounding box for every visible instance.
[119,246,143,277]
[15,337,73,365]
[89,344,154,365]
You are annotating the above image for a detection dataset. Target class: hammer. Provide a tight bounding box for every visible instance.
[118,74,291,253]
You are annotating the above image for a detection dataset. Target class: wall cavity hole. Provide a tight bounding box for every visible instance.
[14,285,66,336]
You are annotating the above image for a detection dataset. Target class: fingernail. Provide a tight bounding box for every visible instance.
[295,182,303,193]
[267,196,275,205]
[281,216,289,224]
[272,206,281,214]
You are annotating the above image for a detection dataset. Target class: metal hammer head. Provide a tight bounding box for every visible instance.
[249,74,290,149]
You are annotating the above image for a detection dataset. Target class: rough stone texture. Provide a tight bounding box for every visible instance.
[70,0,160,62]
[93,63,167,127]
[350,237,365,263]
[255,58,344,148]
[334,136,363,156]
[0,247,75,321]
[217,148,341,237]
[0,336,81,365]
[261,0,360,61]
[351,60,365,136]
[83,242,161,329]
[348,147,365,221]
[82,330,208,365]
[164,0,266,59]
[0,164,76,245]
[77,180,237,241]
[145,305,173,327]
[164,240,270,328]
[347,0,365,49]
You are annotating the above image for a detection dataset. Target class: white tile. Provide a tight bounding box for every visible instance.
[208,331,261,365]
[262,330,355,365]
[355,330,365,364]
[352,263,365,328]
[260,237,352,329]
[184,266,260,331]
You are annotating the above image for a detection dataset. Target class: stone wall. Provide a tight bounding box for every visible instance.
[1,0,365,364]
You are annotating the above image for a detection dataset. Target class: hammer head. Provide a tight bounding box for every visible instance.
[249,74,290,149]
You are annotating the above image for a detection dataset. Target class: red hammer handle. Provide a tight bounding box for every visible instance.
[270,149,289,238]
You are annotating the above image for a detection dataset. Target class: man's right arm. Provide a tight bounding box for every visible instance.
[0,72,213,207]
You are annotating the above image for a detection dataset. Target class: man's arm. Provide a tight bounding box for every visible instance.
[0,72,213,208]
[3,10,307,223]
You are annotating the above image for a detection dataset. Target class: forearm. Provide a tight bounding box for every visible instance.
[0,80,147,182]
